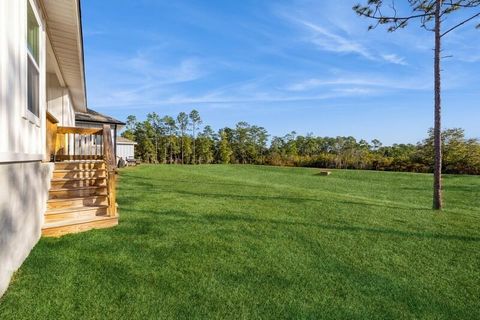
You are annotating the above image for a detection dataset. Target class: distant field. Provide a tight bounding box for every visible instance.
[1,165,479,319]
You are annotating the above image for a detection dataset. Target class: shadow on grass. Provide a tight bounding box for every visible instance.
[117,207,480,243]
[8,220,463,320]
[118,169,479,243]
[402,185,480,193]
[120,172,437,214]
[442,185,480,193]
[203,214,480,242]
[167,189,428,211]
[120,174,263,189]
[337,199,429,211]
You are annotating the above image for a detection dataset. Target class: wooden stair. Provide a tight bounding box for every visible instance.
[42,160,118,237]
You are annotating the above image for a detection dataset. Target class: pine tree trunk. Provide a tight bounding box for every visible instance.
[181,134,184,164]
[169,137,173,164]
[164,138,167,164]
[193,126,196,165]
[155,136,158,163]
[433,0,443,210]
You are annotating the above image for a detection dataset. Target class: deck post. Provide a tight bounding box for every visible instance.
[103,124,117,216]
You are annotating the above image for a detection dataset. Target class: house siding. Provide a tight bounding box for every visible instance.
[0,0,51,297]
[0,0,47,162]
[0,162,53,297]
[46,72,76,127]
[117,143,135,160]
[0,0,92,298]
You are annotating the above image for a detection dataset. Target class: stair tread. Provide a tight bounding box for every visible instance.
[44,160,116,237]
[49,185,107,192]
[51,177,106,182]
[54,168,106,172]
[54,160,104,163]
[46,205,109,215]
[47,195,107,203]
[43,215,117,229]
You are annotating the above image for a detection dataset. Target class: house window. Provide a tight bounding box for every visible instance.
[27,1,40,117]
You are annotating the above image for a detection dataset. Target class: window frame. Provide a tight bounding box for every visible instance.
[24,0,42,127]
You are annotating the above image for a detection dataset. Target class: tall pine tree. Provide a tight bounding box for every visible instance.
[353,0,480,210]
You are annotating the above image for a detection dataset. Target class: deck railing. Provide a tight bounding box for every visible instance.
[52,124,117,216]
[54,126,104,161]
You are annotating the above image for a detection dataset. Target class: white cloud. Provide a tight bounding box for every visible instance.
[93,77,379,110]
[286,74,431,92]
[84,29,107,37]
[124,51,204,84]
[276,10,409,65]
[332,87,375,95]
[381,54,408,66]
[297,19,375,60]
[88,47,210,109]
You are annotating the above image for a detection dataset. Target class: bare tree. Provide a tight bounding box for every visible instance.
[353,0,480,210]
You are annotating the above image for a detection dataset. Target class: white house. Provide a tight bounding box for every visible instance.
[75,107,126,159]
[117,137,137,163]
[0,0,120,297]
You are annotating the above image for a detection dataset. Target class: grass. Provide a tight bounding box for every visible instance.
[0,165,479,319]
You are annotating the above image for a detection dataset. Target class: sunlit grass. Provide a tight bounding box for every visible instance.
[1,165,479,319]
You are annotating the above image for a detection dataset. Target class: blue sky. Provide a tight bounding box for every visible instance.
[82,0,480,145]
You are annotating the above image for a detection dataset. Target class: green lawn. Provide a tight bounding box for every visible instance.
[1,165,479,319]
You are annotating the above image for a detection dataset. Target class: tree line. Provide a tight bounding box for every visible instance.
[121,110,480,175]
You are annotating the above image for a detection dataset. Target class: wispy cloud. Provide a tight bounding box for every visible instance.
[124,51,205,84]
[286,74,431,92]
[94,75,379,110]
[381,54,408,66]
[95,92,362,109]
[88,46,210,109]
[276,10,408,65]
[297,19,375,60]
[332,87,375,95]
[84,29,108,37]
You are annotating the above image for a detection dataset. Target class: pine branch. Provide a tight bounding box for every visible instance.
[441,11,480,36]
[443,0,480,9]
[355,0,480,32]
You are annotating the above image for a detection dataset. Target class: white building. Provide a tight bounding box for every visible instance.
[117,137,137,162]
[75,107,126,159]
[0,0,120,297]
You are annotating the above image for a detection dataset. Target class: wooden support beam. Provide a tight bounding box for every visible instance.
[102,125,116,169]
[57,126,103,135]
[103,124,117,217]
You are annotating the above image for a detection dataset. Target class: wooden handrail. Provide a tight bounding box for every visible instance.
[57,126,103,135]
